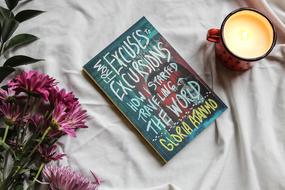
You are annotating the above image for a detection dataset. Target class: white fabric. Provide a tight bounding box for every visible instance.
[5,0,285,189]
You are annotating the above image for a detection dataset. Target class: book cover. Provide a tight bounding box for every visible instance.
[83,17,227,162]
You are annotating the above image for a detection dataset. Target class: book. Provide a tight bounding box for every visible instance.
[83,17,227,162]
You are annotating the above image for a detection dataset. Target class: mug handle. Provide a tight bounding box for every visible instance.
[207,28,221,43]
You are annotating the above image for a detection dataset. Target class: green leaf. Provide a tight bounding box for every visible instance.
[0,66,15,82]
[4,33,38,52]
[15,10,44,23]
[0,7,14,39]
[0,137,17,159]
[0,139,10,150]
[1,18,19,42]
[0,6,13,19]
[4,55,43,67]
[5,0,19,10]
[18,168,30,175]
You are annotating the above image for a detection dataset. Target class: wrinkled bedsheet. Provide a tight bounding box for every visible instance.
[4,0,285,189]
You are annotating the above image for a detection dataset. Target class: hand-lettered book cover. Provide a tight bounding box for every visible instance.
[83,17,227,162]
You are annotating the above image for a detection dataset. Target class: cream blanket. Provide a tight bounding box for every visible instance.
[6,0,285,189]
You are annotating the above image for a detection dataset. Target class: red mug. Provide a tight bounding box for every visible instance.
[207,8,276,71]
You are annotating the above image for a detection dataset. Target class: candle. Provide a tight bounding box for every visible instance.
[207,8,276,71]
[223,9,274,59]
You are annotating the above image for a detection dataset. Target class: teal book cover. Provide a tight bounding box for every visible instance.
[83,17,227,162]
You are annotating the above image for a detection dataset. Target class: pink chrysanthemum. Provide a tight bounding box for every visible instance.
[0,103,21,125]
[0,88,15,102]
[42,166,100,190]
[26,114,45,127]
[8,71,56,101]
[49,87,78,110]
[51,102,87,137]
[38,144,65,162]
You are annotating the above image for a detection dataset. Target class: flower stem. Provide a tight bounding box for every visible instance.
[27,126,51,158]
[15,126,51,174]
[20,95,31,143]
[2,151,9,181]
[2,126,52,189]
[16,126,51,174]
[2,124,9,143]
[0,42,4,56]
[34,163,44,182]
[28,162,44,189]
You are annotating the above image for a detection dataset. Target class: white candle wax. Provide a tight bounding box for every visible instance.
[223,10,274,59]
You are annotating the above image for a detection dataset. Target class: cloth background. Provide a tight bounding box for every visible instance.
[2,0,285,189]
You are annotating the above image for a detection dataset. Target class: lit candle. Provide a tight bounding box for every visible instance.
[223,9,274,59]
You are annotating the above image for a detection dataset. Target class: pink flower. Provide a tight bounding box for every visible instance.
[8,71,56,101]
[26,114,45,127]
[48,87,87,137]
[51,102,87,137]
[64,103,88,130]
[0,88,15,102]
[42,166,100,190]
[49,87,78,110]
[0,103,21,125]
[38,144,65,162]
